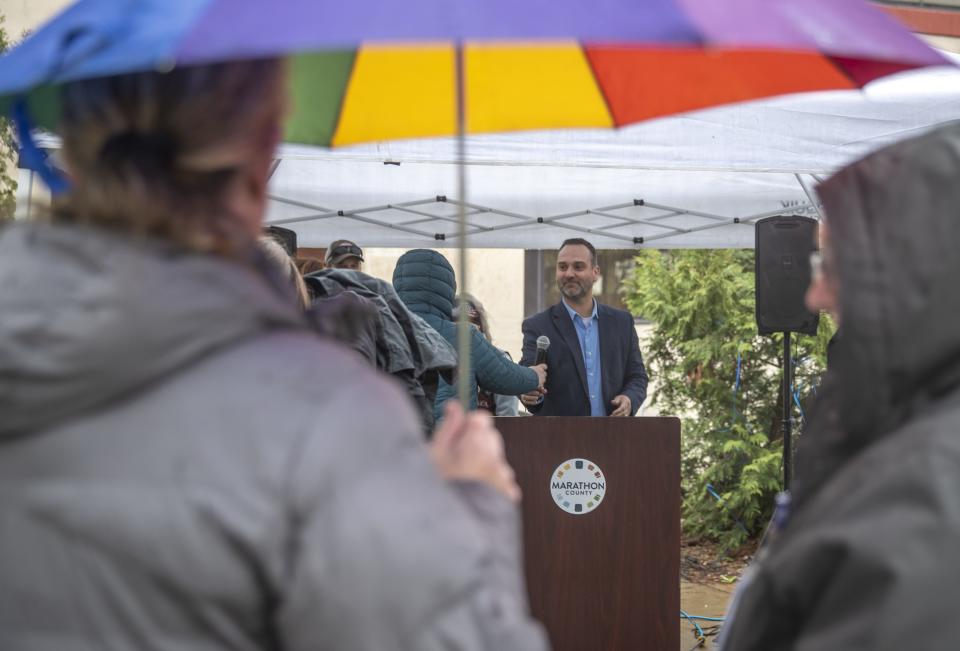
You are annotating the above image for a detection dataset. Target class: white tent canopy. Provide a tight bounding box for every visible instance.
[266,56,960,249]
[18,56,960,249]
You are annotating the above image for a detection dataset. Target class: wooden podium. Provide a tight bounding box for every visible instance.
[496,417,680,651]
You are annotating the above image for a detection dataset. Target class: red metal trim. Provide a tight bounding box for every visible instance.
[881,5,960,38]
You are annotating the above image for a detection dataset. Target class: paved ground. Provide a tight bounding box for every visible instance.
[679,580,734,650]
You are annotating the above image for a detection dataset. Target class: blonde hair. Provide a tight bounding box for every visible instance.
[55,59,285,255]
[259,235,311,311]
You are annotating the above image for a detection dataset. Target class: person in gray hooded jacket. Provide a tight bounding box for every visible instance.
[0,59,546,651]
[718,122,960,650]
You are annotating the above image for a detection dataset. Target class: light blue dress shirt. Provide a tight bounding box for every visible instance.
[562,298,605,416]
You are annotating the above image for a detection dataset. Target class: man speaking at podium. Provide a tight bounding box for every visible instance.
[520,238,648,416]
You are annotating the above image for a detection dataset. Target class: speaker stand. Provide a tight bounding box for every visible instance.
[781,331,793,490]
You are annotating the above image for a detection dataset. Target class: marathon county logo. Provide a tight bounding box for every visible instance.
[550,458,606,515]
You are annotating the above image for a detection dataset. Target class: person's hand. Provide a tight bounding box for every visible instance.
[431,401,521,503]
[520,389,545,407]
[531,363,547,390]
[610,394,632,417]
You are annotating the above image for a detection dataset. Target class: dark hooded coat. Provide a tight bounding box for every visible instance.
[719,122,960,650]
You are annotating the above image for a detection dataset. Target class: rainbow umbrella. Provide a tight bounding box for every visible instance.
[1,0,947,404]
[1,0,947,145]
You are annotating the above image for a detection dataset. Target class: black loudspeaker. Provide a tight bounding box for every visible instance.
[755,216,819,335]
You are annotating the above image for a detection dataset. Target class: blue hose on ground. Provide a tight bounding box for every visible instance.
[680,610,705,640]
[684,614,725,622]
[681,610,725,649]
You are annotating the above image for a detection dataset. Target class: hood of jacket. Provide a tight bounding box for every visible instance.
[817,121,960,450]
[0,222,306,438]
[392,249,456,323]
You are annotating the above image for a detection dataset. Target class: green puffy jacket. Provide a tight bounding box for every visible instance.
[393,249,538,421]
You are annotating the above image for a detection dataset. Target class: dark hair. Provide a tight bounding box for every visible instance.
[559,238,597,266]
[453,293,491,342]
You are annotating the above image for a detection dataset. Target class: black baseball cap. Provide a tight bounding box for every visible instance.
[325,239,364,266]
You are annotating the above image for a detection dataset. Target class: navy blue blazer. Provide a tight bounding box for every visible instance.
[520,302,648,416]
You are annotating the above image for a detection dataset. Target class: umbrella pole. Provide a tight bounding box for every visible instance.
[455,43,471,410]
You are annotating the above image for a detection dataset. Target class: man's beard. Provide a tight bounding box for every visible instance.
[559,280,590,300]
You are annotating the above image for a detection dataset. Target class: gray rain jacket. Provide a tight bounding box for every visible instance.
[306,269,457,432]
[719,122,960,650]
[0,222,546,651]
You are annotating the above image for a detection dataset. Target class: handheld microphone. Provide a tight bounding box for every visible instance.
[535,335,550,365]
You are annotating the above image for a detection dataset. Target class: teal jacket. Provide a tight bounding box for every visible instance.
[393,249,538,420]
